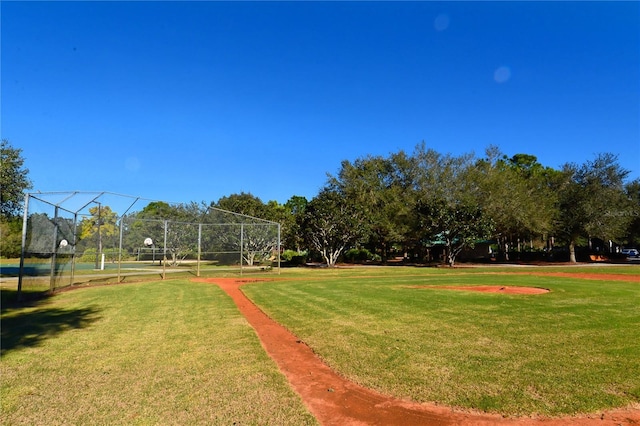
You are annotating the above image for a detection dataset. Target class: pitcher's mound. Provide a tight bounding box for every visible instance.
[411,285,549,294]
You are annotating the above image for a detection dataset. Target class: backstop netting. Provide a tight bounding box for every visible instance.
[17,191,280,298]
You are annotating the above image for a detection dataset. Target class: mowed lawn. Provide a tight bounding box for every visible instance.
[242,266,640,417]
[2,266,639,424]
[1,280,317,425]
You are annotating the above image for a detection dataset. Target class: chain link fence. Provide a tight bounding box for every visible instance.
[17,192,280,299]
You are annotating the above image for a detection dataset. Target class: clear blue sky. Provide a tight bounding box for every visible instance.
[2,1,639,205]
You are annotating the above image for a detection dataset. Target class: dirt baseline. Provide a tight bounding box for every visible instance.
[193,277,640,425]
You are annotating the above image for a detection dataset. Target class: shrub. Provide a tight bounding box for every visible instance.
[344,248,379,263]
[79,248,97,262]
[281,250,307,266]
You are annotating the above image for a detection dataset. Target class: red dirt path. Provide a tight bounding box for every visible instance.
[193,276,640,425]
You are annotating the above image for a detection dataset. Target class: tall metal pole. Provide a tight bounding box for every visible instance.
[17,193,30,302]
[162,220,167,279]
[117,218,124,283]
[94,202,102,270]
[197,223,202,277]
[49,206,60,293]
[70,212,78,286]
[240,223,244,276]
[277,223,281,275]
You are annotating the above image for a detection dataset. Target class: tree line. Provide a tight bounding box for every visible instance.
[312,144,639,266]
[2,139,639,266]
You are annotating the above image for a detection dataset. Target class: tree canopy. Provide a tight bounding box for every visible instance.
[1,139,32,218]
[301,188,368,267]
[309,144,636,265]
[554,153,633,262]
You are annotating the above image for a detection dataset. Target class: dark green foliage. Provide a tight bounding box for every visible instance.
[555,153,633,261]
[281,249,308,265]
[0,216,23,258]
[623,180,640,247]
[302,188,369,267]
[0,139,32,219]
[344,248,379,263]
[1,139,32,258]
[417,198,494,267]
[300,145,636,265]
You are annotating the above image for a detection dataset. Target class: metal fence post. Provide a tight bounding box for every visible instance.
[17,193,30,302]
[197,223,202,277]
[240,223,244,276]
[49,206,60,293]
[163,220,168,279]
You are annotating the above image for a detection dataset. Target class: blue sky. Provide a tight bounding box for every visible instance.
[2,1,639,205]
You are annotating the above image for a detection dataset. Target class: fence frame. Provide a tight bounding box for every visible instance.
[17,191,280,301]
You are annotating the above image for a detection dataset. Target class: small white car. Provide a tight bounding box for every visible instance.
[621,248,639,258]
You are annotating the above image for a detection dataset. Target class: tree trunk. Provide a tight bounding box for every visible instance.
[321,249,331,267]
[323,248,342,267]
[446,243,455,267]
[569,239,577,263]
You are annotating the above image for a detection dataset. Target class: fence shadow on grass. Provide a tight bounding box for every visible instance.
[1,299,101,356]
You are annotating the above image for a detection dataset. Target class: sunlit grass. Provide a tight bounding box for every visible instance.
[243,266,640,417]
[1,280,317,425]
[2,264,638,422]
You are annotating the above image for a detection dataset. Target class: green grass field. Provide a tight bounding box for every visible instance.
[2,265,639,423]
[242,266,640,417]
[1,279,317,425]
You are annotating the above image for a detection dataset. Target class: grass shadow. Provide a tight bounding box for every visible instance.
[1,300,101,356]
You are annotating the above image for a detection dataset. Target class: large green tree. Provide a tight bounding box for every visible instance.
[78,205,120,265]
[282,196,308,252]
[301,188,368,267]
[0,139,32,218]
[555,153,633,262]
[328,154,416,261]
[413,145,494,266]
[623,179,640,247]
[213,193,279,266]
[216,192,266,218]
[1,140,32,257]
[417,197,494,267]
[473,147,559,258]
